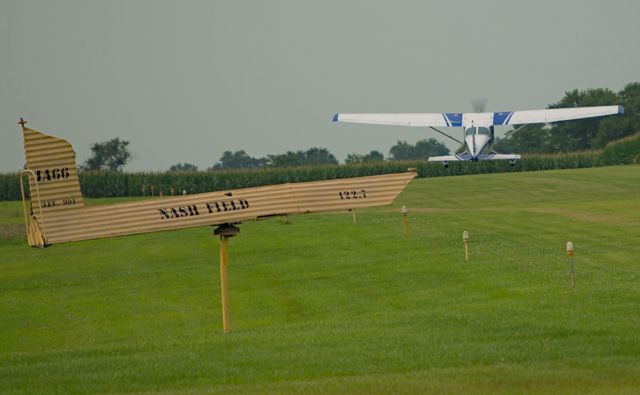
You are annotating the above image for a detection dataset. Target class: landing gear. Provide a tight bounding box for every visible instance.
[510,159,517,167]
[443,161,449,169]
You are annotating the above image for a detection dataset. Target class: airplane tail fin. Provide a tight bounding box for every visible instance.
[20,123,85,246]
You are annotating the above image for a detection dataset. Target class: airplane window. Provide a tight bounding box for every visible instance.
[465,127,475,136]
[477,127,491,136]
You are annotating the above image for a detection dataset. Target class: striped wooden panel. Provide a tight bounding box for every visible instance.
[23,128,85,213]
[40,171,416,245]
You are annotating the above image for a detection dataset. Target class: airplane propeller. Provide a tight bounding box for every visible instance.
[471,97,488,113]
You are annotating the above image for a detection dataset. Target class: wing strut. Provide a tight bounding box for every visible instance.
[508,124,529,134]
[429,127,464,145]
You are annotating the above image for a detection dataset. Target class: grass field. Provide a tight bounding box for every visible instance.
[1,166,639,394]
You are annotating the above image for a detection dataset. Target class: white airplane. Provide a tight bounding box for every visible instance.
[333,104,624,166]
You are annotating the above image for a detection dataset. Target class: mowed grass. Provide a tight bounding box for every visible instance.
[1,165,639,394]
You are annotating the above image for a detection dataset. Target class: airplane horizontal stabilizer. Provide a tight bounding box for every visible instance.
[427,155,463,162]
[427,153,521,162]
[477,153,521,161]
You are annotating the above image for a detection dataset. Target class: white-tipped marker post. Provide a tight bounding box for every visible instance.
[566,241,575,289]
[401,206,408,237]
[463,231,469,261]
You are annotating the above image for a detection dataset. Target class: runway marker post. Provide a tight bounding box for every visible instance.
[463,231,469,261]
[401,206,408,237]
[566,241,576,289]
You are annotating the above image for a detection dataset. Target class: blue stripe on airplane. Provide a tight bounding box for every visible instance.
[504,112,515,125]
[493,112,513,125]
[443,113,462,127]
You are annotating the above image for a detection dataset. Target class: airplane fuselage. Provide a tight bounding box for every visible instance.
[463,125,493,160]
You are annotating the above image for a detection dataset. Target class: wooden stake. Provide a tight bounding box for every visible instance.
[402,216,408,237]
[402,206,408,237]
[566,241,575,290]
[219,236,230,333]
[569,256,576,290]
[463,231,469,261]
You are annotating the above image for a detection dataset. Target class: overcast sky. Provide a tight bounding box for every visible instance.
[1,0,639,171]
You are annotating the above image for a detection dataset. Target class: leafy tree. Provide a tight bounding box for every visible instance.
[366,150,385,162]
[267,147,338,167]
[494,83,640,153]
[169,162,198,172]
[545,88,618,151]
[388,141,414,161]
[593,82,640,147]
[83,138,132,171]
[389,139,449,161]
[492,124,551,154]
[345,150,385,164]
[345,153,365,164]
[266,151,304,167]
[209,150,265,170]
[304,147,339,166]
[414,138,450,157]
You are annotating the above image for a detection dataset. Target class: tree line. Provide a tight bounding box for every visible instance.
[494,82,640,153]
[82,82,639,172]
[195,138,448,171]
[83,138,450,172]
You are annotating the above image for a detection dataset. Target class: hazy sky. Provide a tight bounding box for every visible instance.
[1,0,639,171]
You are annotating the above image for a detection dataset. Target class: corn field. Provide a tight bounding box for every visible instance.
[2,135,638,201]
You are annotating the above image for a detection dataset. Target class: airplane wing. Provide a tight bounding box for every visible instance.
[334,106,623,128]
[495,105,623,125]
[333,113,457,127]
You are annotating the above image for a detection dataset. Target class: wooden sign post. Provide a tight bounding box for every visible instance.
[214,224,240,333]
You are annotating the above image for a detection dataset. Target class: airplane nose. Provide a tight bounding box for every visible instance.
[473,135,489,156]
[465,134,489,158]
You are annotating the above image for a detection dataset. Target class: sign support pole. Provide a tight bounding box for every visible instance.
[214,224,240,333]
[219,236,230,333]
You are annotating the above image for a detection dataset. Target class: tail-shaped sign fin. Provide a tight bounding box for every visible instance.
[22,127,85,213]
